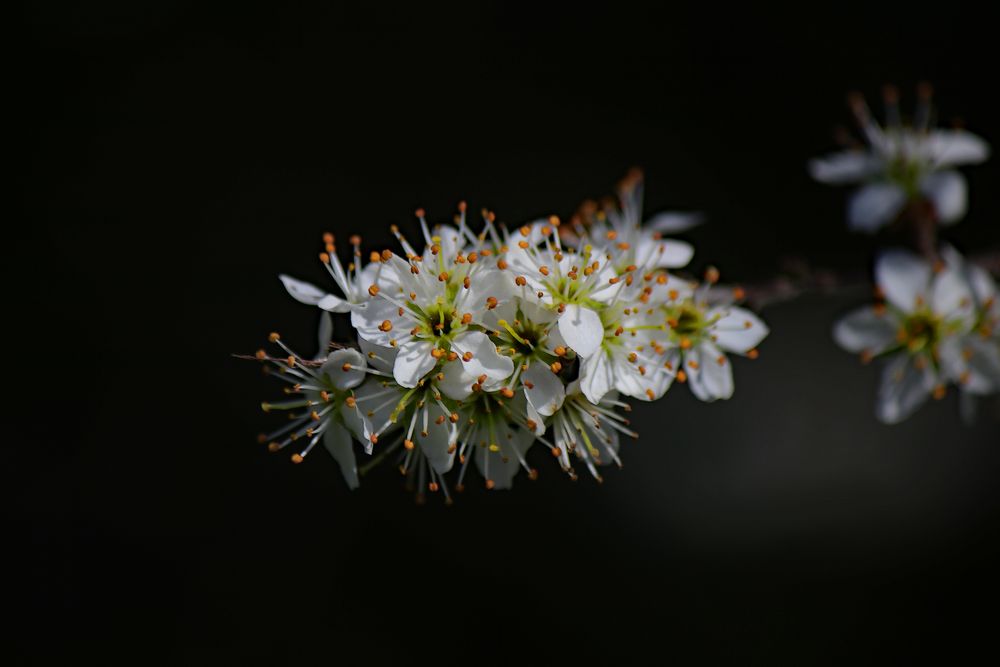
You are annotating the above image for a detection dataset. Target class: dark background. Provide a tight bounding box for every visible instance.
[19,3,1000,664]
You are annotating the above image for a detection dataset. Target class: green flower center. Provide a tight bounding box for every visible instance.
[898,310,941,354]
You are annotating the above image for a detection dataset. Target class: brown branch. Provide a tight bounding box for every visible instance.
[737,249,1000,310]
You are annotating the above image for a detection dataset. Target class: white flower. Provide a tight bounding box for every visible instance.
[657,271,769,402]
[503,219,621,358]
[577,299,675,405]
[351,208,515,390]
[477,296,567,428]
[567,169,701,272]
[809,86,990,232]
[832,249,982,423]
[254,330,393,489]
[544,381,637,482]
[451,392,538,491]
[280,233,382,312]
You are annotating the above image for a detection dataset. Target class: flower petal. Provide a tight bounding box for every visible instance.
[926,129,991,167]
[687,342,735,402]
[931,267,975,330]
[579,350,614,404]
[876,355,935,424]
[451,331,514,382]
[438,359,476,401]
[317,294,352,313]
[940,337,1000,396]
[319,349,367,390]
[323,426,359,490]
[921,170,967,225]
[350,297,399,346]
[808,150,883,184]
[846,183,907,233]
[415,420,455,475]
[832,306,898,354]
[317,312,333,359]
[357,336,397,373]
[709,306,769,354]
[340,378,400,450]
[653,239,695,269]
[645,212,704,233]
[523,362,566,416]
[876,250,931,313]
[474,423,531,490]
[558,304,604,358]
[393,339,437,388]
[279,274,329,305]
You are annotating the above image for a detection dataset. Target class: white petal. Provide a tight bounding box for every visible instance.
[921,170,967,225]
[875,355,935,424]
[558,305,604,358]
[451,331,514,381]
[847,183,907,233]
[687,342,734,402]
[875,250,931,313]
[438,359,476,401]
[931,267,975,330]
[579,351,614,404]
[474,424,531,490]
[350,298,399,346]
[317,312,333,359]
[940,337,1000,396]
[318,349,367,390]
[524,400,546,436]
[279,274,329,305]
[832,306,898,354]
[393,339,437,388]
[926,129,991,167]
[434,225,467,258]
[340,379,400,449]
[317,294,351,313]
[357,336,397,373]
[709,306,770,354]
[645,212,704,233]
[808,150,883,184]
[357,262,381,298]
[323,426,359,490]
[523,362,566,416]
[652,239,695,269]
[416,421,455,475]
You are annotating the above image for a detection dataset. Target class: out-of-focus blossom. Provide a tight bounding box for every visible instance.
[832,249,996,423]
[809,85,990,232]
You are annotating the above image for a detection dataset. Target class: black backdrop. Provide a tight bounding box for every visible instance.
[20,3,1000,664]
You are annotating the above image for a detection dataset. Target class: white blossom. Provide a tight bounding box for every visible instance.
[809,87,990,233]
[832,249,985,423]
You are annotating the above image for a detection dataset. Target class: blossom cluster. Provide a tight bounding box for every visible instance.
[813,85,999,423]
[253,172,769,498]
